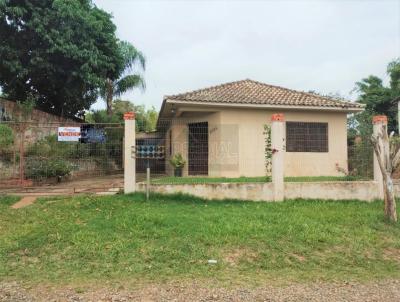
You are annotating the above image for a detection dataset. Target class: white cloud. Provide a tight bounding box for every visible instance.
[92,0,400,110]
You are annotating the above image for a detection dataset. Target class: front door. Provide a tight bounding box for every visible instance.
[188,122,208,175]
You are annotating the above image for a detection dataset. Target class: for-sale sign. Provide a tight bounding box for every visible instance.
[58,127,81,142]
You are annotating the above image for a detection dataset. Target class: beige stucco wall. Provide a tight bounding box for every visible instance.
[219,108,348,177]
[165,106,348,177]
[165,112,221,176]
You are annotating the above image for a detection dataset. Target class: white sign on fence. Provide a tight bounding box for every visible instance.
[58,127,81,142]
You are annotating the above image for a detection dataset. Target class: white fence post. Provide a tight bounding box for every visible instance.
[124,112,136,194]
[271,113,285,201]
[373,115,387,199]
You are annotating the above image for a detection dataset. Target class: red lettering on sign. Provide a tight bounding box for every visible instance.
[59,132,80,136]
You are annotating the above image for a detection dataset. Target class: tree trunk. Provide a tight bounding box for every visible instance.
[372,126,398,222]
[106,79,114,116]
[386,175,397,221]
[382,172,397,221]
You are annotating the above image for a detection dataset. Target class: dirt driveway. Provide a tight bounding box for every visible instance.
[1,173,156,197]
[1,174,127,196]
[1,280,400,302]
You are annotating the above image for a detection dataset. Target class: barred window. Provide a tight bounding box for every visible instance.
[286,122,328,152]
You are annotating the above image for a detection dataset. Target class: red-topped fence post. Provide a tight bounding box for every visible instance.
[271,113,285,201]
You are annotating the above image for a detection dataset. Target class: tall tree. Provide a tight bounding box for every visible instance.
[0,0,123,118]
[85,100,158,132]
[355,58,400,132]
[101,41,145,116]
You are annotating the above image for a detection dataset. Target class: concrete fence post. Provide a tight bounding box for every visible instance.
[372,115,387,199]
[124,112,136,194]
[271,113,285,201]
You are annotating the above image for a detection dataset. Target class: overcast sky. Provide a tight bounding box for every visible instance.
[93,0,400,110]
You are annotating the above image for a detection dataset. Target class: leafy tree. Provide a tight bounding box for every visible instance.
[134,103,158,132]
[354,58,400,132]
[101,41,145,116]
[0,0,123,118]
[347,59,400,180]
[85,100,158,132]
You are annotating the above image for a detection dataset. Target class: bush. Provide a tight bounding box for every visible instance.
[0,124,14,149]
[26,134,90,159]
[25,157,73,179]
[26,133,122,160]
[0,124,15,162]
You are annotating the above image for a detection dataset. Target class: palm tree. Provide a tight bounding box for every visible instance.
[102,41,146,116]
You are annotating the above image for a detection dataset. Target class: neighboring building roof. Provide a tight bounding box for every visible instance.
[164,79,364,110]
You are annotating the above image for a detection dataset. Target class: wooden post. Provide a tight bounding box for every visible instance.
[124,112,136,194]
[271,113,285,201]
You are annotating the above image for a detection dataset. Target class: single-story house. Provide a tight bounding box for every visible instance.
[154,79,364,177]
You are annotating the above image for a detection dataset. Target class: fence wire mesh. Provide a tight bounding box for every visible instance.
[134,118,375,186]
[0,121,123,189]
[0,117,378,190]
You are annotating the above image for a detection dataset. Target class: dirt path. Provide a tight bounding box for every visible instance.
[1,280,400,302]
[2,174,125,196]
[2,173,153,197]
[10,196,37,209]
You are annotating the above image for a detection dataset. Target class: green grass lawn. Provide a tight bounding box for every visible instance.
[151,175,365,184]
[0,193,399,287]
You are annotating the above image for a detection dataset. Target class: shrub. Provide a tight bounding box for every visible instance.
[26,134,89,159]
[0,124,14,149]
[25,157,73,179]
[0,124,15,162]
[26,133,122,160]
[169,153,186,169]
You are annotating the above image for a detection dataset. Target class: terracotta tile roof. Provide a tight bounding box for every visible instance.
[165,79,364,110]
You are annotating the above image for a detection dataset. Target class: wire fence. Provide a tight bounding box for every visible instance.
[0,121,123,188]
[0,118,379,190]
[134,118,375,185]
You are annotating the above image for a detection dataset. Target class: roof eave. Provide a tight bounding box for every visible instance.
[164,99,365,113]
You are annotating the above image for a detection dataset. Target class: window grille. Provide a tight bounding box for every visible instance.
[286,122,328,152]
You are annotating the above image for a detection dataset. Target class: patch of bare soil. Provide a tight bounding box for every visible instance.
[224,248,259,266]
[1,280,400,302]
[11,196,37,209]
[383,248,400,262]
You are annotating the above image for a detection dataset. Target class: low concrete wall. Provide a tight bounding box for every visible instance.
[137,182,274,201]
[284,181,381,202]
[136,181,400,202]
